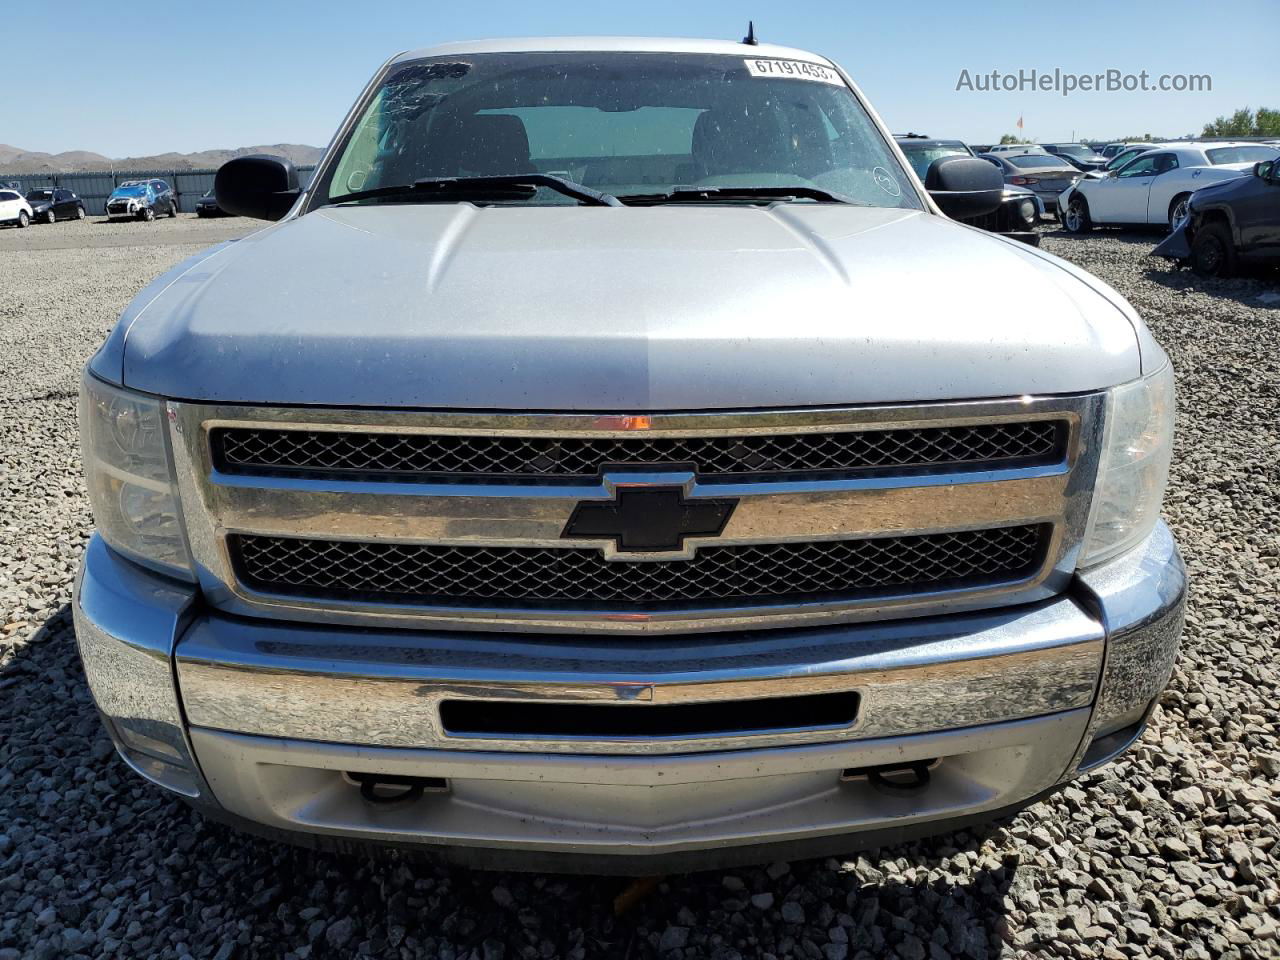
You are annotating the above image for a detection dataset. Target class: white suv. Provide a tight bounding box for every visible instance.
[0,189,32,228]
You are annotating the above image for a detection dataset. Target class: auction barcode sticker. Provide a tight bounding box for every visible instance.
[743,58,844,86]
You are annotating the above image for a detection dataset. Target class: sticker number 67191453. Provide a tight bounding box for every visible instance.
[743,58,845,86]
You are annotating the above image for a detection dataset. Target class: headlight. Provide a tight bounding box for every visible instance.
[79,372,193,580]
[1019,199,1036,224]
[1080,363,1175,566]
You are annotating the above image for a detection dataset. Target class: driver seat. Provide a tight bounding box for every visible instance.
[421,114,537,178]
[689,106,791,178]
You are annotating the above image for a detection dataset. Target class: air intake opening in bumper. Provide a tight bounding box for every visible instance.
[438,692,861,740]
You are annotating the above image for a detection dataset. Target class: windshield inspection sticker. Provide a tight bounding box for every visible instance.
[873,167,901,197]
[743,58,844,85]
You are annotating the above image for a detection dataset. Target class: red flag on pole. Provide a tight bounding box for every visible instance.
[1016,115,1024,130]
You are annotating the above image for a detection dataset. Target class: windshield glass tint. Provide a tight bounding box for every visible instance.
[1206,145,1279,165]
[1106,149,1146,169]
[318,52,921,209]
[1009,155,1073,169]
[26,191,52,200]
[897,145,969,180]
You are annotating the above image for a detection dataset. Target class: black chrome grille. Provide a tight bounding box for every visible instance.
[211,421,1065,482]
[231,525,1046,610]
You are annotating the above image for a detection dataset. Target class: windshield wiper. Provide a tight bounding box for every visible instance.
[617,185,857,206]
[326,174,621,207]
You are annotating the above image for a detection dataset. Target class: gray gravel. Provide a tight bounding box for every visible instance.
[1,216,1278,959]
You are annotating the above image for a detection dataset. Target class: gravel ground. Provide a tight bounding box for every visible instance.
[0,215,1278,960]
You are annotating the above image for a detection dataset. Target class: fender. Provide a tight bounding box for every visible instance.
[1192,200,1242,246]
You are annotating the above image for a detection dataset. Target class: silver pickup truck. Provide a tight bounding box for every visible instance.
[74,36,1185,872]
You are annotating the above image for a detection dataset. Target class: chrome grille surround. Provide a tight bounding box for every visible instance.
[166,396,1105,635]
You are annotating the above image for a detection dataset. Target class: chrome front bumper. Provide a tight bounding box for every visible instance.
[73,523,1185,869]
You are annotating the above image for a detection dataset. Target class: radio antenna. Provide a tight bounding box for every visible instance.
[743,21,758,45]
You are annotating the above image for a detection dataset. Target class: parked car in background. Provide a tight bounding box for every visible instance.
[0,188,32,228]
[114,179,178,218]
[24,188,86,223]
[978,152,1081,217]
[105,182,165,221]
[1153,157,1280,276]
[73,36,1185,871]
[1082,144,1162,180]
[1060,142,1280,233]
[895,136,1041,241]
[986,143,1046,155]
[1041,143,1108,172]
[195,189,227,217]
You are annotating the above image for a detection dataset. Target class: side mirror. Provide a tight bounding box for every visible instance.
[924,156,1004,219]
[1254,160,1276,181]
[215,155,300,221]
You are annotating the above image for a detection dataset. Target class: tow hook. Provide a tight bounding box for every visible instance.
[345,772,448,806]
[841,759,938,794]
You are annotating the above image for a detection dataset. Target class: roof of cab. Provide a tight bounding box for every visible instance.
[392,36,835,66]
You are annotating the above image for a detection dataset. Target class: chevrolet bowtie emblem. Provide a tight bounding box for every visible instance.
[562,486,737,553]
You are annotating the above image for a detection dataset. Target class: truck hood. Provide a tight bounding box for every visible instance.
[1189,174,1255,203]
[104,203,1144,409]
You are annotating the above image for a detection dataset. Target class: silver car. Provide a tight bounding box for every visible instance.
[73,36,1184,872]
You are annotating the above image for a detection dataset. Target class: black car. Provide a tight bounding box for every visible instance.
[195,189,227,217]
[1153,158,1280,276]
[895,136,1041,244]
[24,188,86,223]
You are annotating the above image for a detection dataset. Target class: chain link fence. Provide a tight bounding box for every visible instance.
[0,166,316,216]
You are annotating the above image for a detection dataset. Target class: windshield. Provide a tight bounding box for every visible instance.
[1206,145,1279,165]
[1009,155,1076,169]
[25,190,52,200]
[112,185,150,198]
[897,144,971,180]
[1106,148,1149,170]
[314,52,921,210]
[1049,144,1092,157]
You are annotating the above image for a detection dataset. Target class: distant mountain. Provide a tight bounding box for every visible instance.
[0,144,112,171]
[0,143,324,173]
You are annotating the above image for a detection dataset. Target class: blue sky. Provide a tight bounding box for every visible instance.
[4,0,1275,157]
